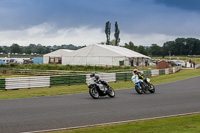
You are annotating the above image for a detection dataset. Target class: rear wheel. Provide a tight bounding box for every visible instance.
[135,85,143,94]
[107,87,115,98]
[148,84,155,93]
[89,88,99,99]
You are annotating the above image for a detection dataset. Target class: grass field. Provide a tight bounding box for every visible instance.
[0,69,200,99]
[49,113,200,133]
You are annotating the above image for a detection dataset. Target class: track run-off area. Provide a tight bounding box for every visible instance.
[0,76,200,133]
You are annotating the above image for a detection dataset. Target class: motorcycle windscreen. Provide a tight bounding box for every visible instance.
[131,75,139,84]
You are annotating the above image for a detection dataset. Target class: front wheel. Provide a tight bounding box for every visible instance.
[135,85,143,94]
[148,84,155,93]
[89,88,99,99]
[107,87,115,98]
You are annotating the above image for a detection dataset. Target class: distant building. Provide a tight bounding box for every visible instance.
[33,57,43,64]
[157,61,168,69]
[43,49,74,64]
[62,44,151,66]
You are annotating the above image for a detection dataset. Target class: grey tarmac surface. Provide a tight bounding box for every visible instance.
[0,76,200,133]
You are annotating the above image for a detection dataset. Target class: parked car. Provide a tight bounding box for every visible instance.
[149,62,156,66]
[170,60,185,67]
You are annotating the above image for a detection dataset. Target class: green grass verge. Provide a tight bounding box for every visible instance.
[49,114,200,133]
[0,69,200,99]
[0,75,33,78]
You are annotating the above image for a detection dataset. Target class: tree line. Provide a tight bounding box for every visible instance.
[0,44,85,55]
[0,37,200,57]
[123,38,200,57]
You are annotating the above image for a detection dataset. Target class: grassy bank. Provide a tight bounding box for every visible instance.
[0,75,33,78]
[0,64,156,73]
[0,69,200,99]
[49,113,200,133]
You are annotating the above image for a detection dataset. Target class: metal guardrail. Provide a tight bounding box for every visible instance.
[195,63,200,69]
[50,75,86,86]
[0,68,88,76]
[5,76,50,90]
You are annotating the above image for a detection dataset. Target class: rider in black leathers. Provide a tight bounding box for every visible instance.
[90,72,108,86]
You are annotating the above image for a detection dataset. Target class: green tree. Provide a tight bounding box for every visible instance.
[162,41,176,57]
[124,41,138,51]
[138,46,148,55]
[2,46,10,53]
[105,21,111,45]
[0,46,3,52]
[10,43,22,53]
[150,44,162,56]
[114,21,120,46]
[110,39,116,45]
[34,44,44,54]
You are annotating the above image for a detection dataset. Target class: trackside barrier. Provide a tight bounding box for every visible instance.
[116,70,152,82]
[159,69,165,75]
[165,68,169,74]
[143,70,152,77]
[0,79,5,90]
[173,66,182,73]
[116,67,174,82]
[86,73,116,83]
[195,63,200,69]
[151,70,159,76]
[5,76,50,90]
[116,72,132,81]
[50,75,86,86]
[0,66,181,90]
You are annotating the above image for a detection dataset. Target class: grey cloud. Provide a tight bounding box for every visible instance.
[154,0,200,12]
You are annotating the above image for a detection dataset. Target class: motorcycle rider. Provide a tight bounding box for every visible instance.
[133,69,147,83]
[90,72,108,86]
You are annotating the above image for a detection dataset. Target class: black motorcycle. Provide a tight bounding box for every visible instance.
[131,75,155,94]
[87,78,115,99]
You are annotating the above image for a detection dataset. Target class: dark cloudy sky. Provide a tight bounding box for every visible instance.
[0,0,200,46]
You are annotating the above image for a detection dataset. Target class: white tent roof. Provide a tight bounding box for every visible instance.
[43,49,74,57]
[63,44,150,59]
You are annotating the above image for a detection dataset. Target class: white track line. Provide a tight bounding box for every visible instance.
[23,111,200,133]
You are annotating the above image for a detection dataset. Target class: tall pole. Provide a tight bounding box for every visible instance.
[168,51,171,60]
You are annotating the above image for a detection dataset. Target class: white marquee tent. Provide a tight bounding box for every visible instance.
[43,49,74,64]
[62,44,150,66]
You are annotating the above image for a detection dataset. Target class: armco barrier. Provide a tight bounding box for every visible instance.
[165,68,169,74]
[0,79,5,90]
[195,63,200,69]
[0,66,181,90]
[159,69,165,75]
[5,76,50,90]
[116,72,132,81]
[50,75,86,86]
[151,70,159,76]
[143,70,152,77]
[86,73,116,83]
[173,66,182,73]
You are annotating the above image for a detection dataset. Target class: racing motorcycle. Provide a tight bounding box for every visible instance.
[131,74,155,94]
[87,77,115,99]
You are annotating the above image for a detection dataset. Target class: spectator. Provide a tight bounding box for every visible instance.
[193,62,195,69]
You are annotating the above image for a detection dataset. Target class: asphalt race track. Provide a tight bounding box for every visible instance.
[0,76,200,133]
